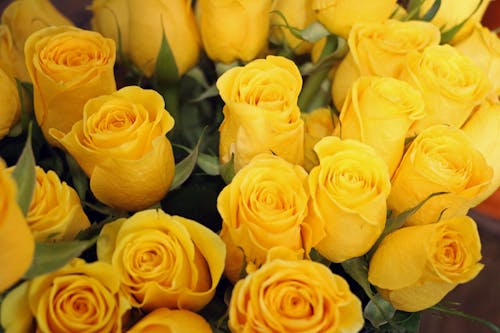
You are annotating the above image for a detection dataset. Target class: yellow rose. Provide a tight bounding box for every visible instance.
[50,86,175,212]
[125,0,199,77]
[339,76,425,176]
[229,255,364,332]
[400,45,491,135]
[454,23,500,98]
[388,125,492,226]
[25,166,90,242]
[0,159,34,293]
[302,107,337,171]
[96,209,226,311]
[24,25,116,144]
[270,0,315,55]
[217,153,323,283]
[308,136,391,263]
[0,66,20,139]
[0,25,16,78]
[312,0,397,39]
[420,0,491,43]
[1,0,73,82]
[90,0,130,56]
[332,19,440,110]
[197,0,272,64]
[0,258,129,333]
[461,100,500,206]
[368,216,483,312]
[217,55,304,171]
[127,308,212,333]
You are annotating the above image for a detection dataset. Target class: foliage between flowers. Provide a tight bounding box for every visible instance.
[0,0,499,332]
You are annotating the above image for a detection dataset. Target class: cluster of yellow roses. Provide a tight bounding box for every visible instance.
[0,0,499,332]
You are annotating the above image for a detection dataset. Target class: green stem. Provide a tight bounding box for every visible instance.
[431,305,500,333]
[161,84,181,144]
[298,64,330,112]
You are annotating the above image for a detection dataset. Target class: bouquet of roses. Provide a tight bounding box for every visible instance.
[0,0,499,332]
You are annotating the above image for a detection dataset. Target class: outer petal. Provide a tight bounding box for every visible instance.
[0,282,34,333]
[127,308,212,333]
[368,224,434,290]
[90,136,175,211]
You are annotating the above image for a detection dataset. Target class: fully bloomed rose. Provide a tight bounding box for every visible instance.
[24,166,90,242]
[308,136,391,263]
[312,0,397,39]
[332,19,441,110]
[97,209,225,311]
[388,125,492,226]
[229,250,364,333]
[0,259,129,333]
[270,0,315,55]
[400,44,491,135]
[1,0,73,82]
[0,66,20,139]
[302,107,337,171]
[218,55,304,171]
[368,216,483,312]
[127,308,212,333]
[339,76,425,176]
[217,153,323,283]
[197,0,272,64]
[50,86,175,211]
[24,25,116,144]
[462,100,500,206]
[0,159,34,293]
[454,23,500,98]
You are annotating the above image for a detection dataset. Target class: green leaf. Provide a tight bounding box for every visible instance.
[197,153,220,176]
[23,237,98,279]
[153,28,179,84]
[431,304,500,333]
[66,153,88,200]
[11,124,36,216]
[219,154,235,184]
[364,294,397,328]
[421,0,441,21]
[189,84,219,103]
[298,21,331,43]
[170,129,206,191]
[341,257,374,299]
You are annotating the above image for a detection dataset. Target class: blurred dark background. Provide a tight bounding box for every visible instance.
[0,0,499,332]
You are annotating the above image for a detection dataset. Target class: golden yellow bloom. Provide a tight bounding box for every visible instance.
[339,76,425,176]
[302,107,337,171]
[312,0,397,39]
[50,86,175,211]
[0,66,20,140]
[97,209,226,311]
[400,45,491,135]
[217,154,322,283]
[127,308,213,333]
[218,55,304,171]
[1,0,73,82]
[24,25,116,144]
[461,100,500,206]
[197,0,272,64]
[0,259,129,333]
[270,0,315,55]
[25,166,90,242]
[419,0,491,43]
[368,216,483,312]
[454,23,500,99]
[388,125,492,226]
[332,19,440,110]
[229,254,364,332]
[90,0,130,55]
[125,0,199,76]
[308,136,391,263]
[0,159,34,293]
